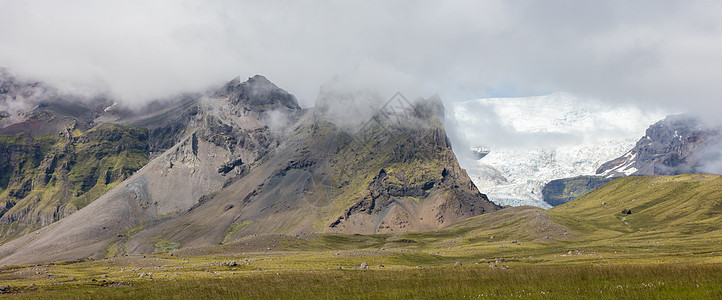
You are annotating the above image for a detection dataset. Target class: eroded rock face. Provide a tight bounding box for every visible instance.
[222,93,499,236]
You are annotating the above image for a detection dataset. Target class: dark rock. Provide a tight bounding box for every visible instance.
[218,157,244,174]
[215,75,301,111]
[542,175,616,207]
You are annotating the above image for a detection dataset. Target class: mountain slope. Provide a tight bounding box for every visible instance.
[0,71,152,242]
[0,124,148,242]
[551,174,722,240]
[118,94,498,254]
[597,114,722,177]
[0,75,300,264]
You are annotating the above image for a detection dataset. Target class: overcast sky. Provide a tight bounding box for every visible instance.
[1,0,721,115]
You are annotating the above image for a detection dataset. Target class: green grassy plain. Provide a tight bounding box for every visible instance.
[1,174,721,298]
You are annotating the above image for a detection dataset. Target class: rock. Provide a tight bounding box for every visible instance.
[454,261,462,266]
[218,157,243,174]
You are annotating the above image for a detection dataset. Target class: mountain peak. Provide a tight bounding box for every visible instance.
[215,75,300,110]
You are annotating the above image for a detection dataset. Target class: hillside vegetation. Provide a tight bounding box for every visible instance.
[0,124,148,242]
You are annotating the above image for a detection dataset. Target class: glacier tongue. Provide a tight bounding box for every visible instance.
[450,92,666,208]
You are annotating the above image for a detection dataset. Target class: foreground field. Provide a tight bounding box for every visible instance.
[1,174,721,298]
[2,263,721,299]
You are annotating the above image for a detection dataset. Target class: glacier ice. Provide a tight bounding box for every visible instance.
[449,92,666,208]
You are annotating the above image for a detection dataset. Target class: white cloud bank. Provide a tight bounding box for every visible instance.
[1,0,721,117]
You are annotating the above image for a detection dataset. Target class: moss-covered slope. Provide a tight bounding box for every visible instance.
[0,123,148,242]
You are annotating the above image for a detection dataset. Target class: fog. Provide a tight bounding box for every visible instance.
[1,0,720,116]
[3,0,722,172]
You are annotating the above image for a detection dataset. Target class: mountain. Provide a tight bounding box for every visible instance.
[0,71,149,242]
[0,74,496,265]
[450,92,666,208]
[597,114,722,177]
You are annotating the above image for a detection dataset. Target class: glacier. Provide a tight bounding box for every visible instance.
[448,92,666,208]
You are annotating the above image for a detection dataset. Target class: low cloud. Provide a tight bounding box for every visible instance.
[0,0,720,119]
